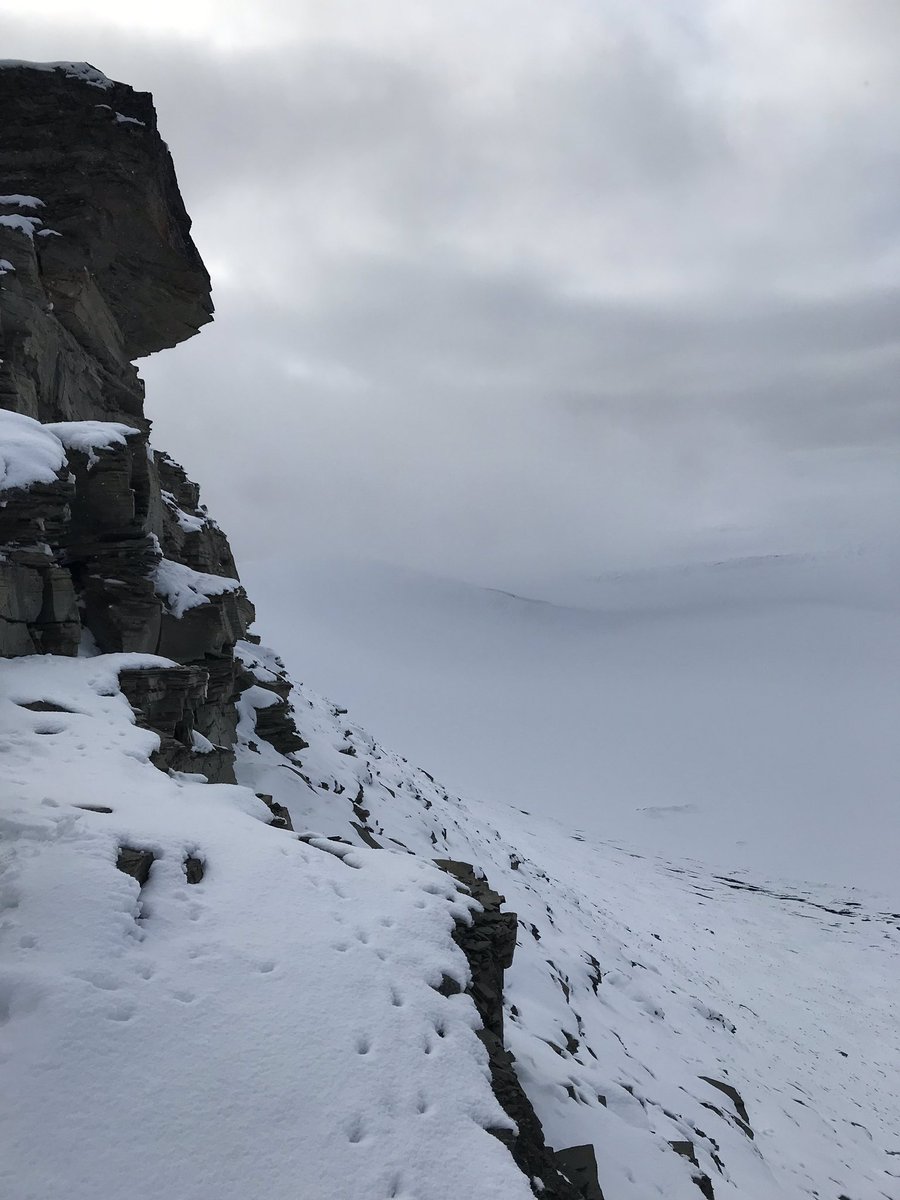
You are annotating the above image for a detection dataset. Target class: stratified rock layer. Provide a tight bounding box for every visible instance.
[0,61,271,781]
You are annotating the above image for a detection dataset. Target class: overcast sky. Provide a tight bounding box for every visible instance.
[3,1,899,583]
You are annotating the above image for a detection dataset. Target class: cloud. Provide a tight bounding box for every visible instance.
[2,1,898,582]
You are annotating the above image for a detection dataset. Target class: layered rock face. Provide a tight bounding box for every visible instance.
[0,62,275,785]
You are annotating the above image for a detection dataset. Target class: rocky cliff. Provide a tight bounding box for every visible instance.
[0,61,275,786]
[0,61,588,1199]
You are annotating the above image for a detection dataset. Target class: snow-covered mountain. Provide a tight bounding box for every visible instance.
[241,546,900,899]
[2,61,897,1200]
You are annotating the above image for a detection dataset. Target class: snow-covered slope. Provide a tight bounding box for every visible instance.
[4,637,895,1199]
[0,655,532,1200]
[240,545,900,899]
[235,638,900,1200]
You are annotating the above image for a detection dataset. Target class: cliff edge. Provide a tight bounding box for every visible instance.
[0,61,585,1200]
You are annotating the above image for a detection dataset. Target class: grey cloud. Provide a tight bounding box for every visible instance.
[2,4,898,580]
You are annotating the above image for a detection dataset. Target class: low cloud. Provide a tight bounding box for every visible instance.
[2,1,898,581]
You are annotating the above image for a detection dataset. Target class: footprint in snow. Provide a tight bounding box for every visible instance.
[105,1001,136,1022]
[73,969,121,992]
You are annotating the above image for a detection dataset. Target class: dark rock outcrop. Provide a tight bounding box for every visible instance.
[0,61,298,783]
[436,860,586,1199]
[116,846,156,886]
[0,61,212,384]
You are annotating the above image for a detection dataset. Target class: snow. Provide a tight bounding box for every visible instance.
[0,258,15,275]
[0,414,142,492]
[0,654,532,1200]
[1,626,896,1198]
[0,213,42,238]
[0,195,44,208]
[231,639,900,1200]
[44,419,139,467]
[0,410,66,490]
[114,111,146,126]
[161,489,207,532]
[153,557,242,617]
[0,60,114,89]
[242,544,900,900]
